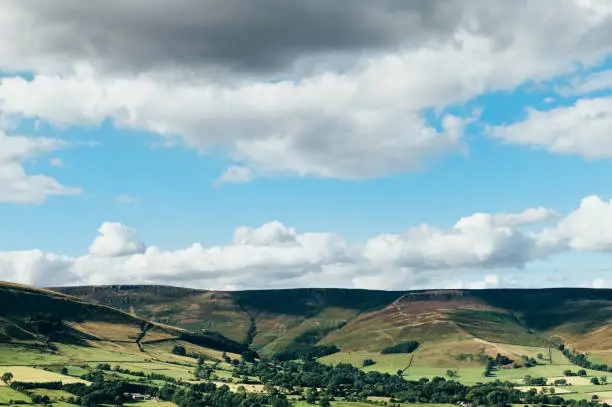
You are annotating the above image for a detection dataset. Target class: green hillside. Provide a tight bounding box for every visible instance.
[0,281,249,361]
[4,282,612,407]
[49,285,612,364]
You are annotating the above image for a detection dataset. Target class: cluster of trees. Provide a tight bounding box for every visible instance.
[274,345,339,362]
[273,327,342,362]
[25,313,64,337]
[561,345,612,373]
[165,382,291,407]
[233,359,414,398]
[9,381,61,405]
[519,355,538,368]
[11,374,290,407]
[11,380,143,407]
[523,376,548,386]
[564,369,588,377]
[91,363,179,384]
[483,353,515,377]
[362,359,376,367]
[172,345,187,356]
[10,381,63,390]
[229,357,604,406]
[177,331,248,355]
[380,341,420,355]
[241,350,258,363]
[6,355,612,407]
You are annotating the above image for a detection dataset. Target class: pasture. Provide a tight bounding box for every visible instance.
[0,387,31,405]
[27,389,75,401]
[124,402,177,407]
[0,344,68,366]
[111,361,194,380]
[0,366,89,385]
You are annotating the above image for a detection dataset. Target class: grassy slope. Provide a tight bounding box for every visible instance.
[50,285,612,362]
[4,283,612,406]
[0,281,179,343]
[0,281,248,363]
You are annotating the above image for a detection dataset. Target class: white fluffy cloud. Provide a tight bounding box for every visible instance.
[88,222,146,257]
[445,274,502,290]
[490,97,612,159]
[0,195,611,289]
[1,1,612,181]
[0,131,80,204]
[539,195,612,252]
[362,207,558,270]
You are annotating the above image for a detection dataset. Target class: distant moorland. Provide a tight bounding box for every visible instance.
[2,281,612,407]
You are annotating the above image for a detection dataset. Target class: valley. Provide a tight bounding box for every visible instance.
[2,282,612,406]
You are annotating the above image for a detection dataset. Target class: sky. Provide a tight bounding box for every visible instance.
[3,1,612,290]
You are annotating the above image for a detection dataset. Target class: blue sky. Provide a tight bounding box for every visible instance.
[2,1,612,290]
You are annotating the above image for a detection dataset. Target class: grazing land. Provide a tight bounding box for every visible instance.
[4,282,612,406]
[0,387,32,404]
[0,366,89,385]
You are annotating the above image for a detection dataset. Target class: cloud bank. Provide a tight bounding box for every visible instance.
[0,131,80,204]
[0,195,609,290]
[1,0,612,189]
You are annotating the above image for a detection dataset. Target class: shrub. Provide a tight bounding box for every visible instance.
[381,341,420,355]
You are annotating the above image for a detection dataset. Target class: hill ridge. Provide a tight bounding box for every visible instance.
[0,280,250,356]
[48,285,612,360]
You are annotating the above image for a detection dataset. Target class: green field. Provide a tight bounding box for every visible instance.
[124,402,177,407]
[109,361,195,380]
[0,387,32,405]
[6,282,612,406]
[292,402,450,407]
[0,344,69,366]
[319,347,612,401]
[28,389,75,402]
[0,366,89,384]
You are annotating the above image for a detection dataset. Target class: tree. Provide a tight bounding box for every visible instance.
[592,377,601,385]
[1,372,13,384]
[264,383,278,396]
[446,369,458,378]
[537,353,544,360]
[171,345,186,356]
[61,367,69,375]
[306,388,317,404]
[602,376,608,385]
[578,369,588,377]
[363,359,375,367]
[381,341,420,355]
[319,395,331,407]
[241,350,257,363]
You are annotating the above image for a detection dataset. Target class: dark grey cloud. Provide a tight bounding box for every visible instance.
[6,0,473,75]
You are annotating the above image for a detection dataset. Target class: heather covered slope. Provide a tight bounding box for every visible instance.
[51,285,612,361]
[0,281,249,355]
